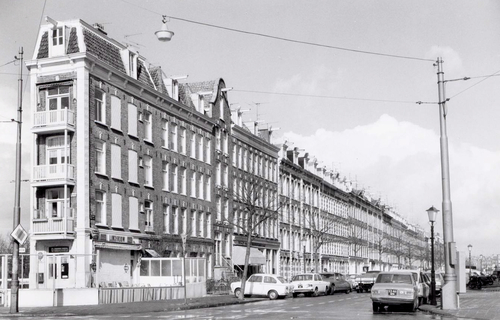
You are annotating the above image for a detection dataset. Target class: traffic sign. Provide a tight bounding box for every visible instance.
[11,224,28,245]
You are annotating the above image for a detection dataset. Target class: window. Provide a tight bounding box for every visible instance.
[198,212,204,237]
[180,167,187,195]
[46,188,70,219]
[162,161,169,191]
[223,164,228,187]
[170,123,178,151]
[205,138,211,164]
[190,132,196,158]
[223,198,228,221]
[219,99,224,120]
[129,197,139,230]
[191,210,197,237]
[171,164,178,193]
[47,86,70,112]
[197,134,204,161]
[180,128,186,154]
[206,213,211,238]
[144,156,152,187]
[111,144,121,179]
[111,193,122,228]
[95,190,106,225]
[50,27,64,56]
[216,197,221,221]
[145,200,153,232]
[222,132,228,154]
[144,112,152,142]
[95,89,105,123]
[190,171,196,197]
[181,208,187,235]
[205,176,211,201]
[46,136,69,166]
[215,128,221,151]
[110,95,121,130]
[128,103,137,136]
[198,174,204,200]
[173,207,179,234]
[95,141,106,175]
[161,119,168,148]
[163,205,170,234]
[216,162,221,186]
[128,150,138,183]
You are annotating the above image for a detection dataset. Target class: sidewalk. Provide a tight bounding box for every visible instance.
[0,294,265,318]
[419,287,500,320]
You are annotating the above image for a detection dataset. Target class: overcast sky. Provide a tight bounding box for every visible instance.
[0,0,499,259]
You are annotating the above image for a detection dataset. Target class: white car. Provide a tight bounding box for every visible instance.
[230,273,292,300]
[391,269,430,305]
[291,273,330,297]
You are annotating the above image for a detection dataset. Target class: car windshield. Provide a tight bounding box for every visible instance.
[276,276,286,283]
[292,274,313,281]
[376,274,413,284]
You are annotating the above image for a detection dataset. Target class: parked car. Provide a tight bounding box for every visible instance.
[371,271,419,313]
[291,273,330,297]
[230,273,292,300]
[320,272,352,294]
[391,269,429,305]
[356,270,381,292]
[424,271,443,296]
[346,274,359,290]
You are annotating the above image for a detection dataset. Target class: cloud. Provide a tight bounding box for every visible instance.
[426,46,464,74]
[278,114,500,255]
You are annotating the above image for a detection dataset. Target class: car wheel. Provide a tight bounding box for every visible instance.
[234,288,241,298]
[313,288,319,297]
[268,290,279,300]
[330,286,335,295]
[372,302,379,313]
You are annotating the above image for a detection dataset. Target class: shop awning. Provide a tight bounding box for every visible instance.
[144,249,161,257]
[232,246,266,265]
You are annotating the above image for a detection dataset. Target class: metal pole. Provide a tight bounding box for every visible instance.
[436,57,458,310]
[430,222,436,305]
[10,47,23,314]
[303,244,306,273]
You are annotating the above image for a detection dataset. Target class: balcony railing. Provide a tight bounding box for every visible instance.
[32,209,75,235]
[33,164,75,183]
[33,109,75,130]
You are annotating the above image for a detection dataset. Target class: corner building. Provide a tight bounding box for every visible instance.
[26,18,229,289]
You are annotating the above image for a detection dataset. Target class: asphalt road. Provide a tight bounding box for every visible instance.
[7,292,478,320]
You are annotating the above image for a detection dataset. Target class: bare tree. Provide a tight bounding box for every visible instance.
[373,231,389,266]
[346,217,367,273]
[389,228,407,268]
[226,182,283,300]
[0,234,13,253]
[306,212,341,272]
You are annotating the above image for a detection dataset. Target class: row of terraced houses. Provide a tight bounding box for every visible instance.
[26,18,436,299]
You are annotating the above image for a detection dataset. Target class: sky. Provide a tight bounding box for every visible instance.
[0,0,499,259]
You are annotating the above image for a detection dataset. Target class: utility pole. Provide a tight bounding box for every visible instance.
[435,57,458,310]
[10,47,24,314]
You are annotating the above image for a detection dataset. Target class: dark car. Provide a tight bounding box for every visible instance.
[320,272,352,295]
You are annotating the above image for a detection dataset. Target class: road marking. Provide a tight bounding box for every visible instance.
[318,302,326,304]
[306,304,314,307]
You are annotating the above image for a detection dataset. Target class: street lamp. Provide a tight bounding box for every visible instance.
[467,244,472,281]
[427,206,439,306]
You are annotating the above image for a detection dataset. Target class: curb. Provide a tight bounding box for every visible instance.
[0,298,266,318]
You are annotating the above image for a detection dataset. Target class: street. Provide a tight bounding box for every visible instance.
[3,293,475,320]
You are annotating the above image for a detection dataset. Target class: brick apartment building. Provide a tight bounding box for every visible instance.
[25,17,430,297]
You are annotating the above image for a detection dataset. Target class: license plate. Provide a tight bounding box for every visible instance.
[388,289,397,296]
[298,285,303,288]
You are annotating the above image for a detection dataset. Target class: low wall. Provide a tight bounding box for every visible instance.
[5,288,99,307]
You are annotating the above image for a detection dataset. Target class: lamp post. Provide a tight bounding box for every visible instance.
[468,244,472,281]
[427,206,439,306]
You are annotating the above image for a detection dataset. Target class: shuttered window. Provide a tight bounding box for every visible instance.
[111,193,122,228]
[129,197,139,230]
[111,95,121,130]
[128,150,138,183]
[111,144,121,179]
[128,103,137,136]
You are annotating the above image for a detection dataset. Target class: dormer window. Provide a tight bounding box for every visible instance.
[50,27,65,56]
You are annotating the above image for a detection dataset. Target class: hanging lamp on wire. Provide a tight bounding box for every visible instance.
[155,15,174,42]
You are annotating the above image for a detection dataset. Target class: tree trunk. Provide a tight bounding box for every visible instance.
[238,233,253,301]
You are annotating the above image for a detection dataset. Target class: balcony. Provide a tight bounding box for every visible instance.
[32,164,75,186]
[32,109,75,134]
[32,209,75,238]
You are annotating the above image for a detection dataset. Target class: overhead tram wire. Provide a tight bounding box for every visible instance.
[449,69,500,100]
[119,0,433,63]
[233,89,417,105]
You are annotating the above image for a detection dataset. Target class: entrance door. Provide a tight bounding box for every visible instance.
[45,189,70,219]
[46,255,71,288]
[46,136,70,179]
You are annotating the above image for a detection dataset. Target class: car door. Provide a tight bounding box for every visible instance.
[336,273,349,291]
[263,276,278,296]
[246,275,263,295]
